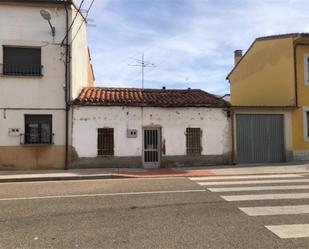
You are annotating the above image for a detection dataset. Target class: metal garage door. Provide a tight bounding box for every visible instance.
[236,114,285,163]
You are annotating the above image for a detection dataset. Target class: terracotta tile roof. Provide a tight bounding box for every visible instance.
[74,87,229,108]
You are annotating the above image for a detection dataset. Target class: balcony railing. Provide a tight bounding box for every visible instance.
[3,64,43,76]
[20,133,55,145]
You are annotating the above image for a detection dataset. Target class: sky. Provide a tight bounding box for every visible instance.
[79,0,309,95]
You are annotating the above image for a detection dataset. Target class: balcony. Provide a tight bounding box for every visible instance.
[3,64,43,77]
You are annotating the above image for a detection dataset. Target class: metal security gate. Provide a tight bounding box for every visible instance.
[236,114,285,163]
[143,128,161,168]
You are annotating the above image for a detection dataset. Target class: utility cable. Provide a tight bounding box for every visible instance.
[61,0,86,46]
[70,0,95,45]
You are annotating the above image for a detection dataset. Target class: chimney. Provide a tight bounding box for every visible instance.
[234,50,243,65]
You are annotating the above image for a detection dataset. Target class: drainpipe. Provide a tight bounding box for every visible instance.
[230,109,236,164]
[293,42,299,108]
[64,4,70,170]
[292,37,309,108]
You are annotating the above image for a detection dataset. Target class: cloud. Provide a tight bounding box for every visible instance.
[85,0,309,95]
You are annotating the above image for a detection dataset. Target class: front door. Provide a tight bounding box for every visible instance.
[143,128,161,168]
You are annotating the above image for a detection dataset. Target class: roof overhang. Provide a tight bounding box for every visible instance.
[231,105,298,110]
[226,33,309,81]
[0,0,72,8]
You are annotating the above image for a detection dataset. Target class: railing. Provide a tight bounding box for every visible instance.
[20,133,55,145]
[3,64,43,76]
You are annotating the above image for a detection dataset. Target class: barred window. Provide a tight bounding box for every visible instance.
[25,115,52,144]
[3,47,42,76]
[98,128,114,156]
[186,128,202,155]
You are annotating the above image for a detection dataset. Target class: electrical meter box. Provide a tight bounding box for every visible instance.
[127,129,138,138]
[8,128,21,137]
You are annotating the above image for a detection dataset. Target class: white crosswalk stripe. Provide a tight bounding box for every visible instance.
[265,224,309,239]
[189,173,309,239]
[208,185,309,192]
[197,178,309,186]
[189,174,303,181]
[221,192,309,201]
[239,205,309,216]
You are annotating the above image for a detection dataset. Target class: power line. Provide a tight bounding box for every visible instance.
[128,53,156,89]
[61,0,85,46]
[70,0,95,45]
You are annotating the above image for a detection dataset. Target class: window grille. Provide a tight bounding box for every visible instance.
[98,128,114,156]
[3,47,42,76]
[24,115,52,144]
[186,128,202,155]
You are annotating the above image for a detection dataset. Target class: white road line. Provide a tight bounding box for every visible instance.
[189,174,303,181]
[0,189,206,202]
[222,192,309,202]
[265,224,309,239]
[197,179,309,186]
[208,185,309,192]
[239,205,309,216]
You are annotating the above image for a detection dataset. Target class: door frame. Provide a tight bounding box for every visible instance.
[142,126,161,168]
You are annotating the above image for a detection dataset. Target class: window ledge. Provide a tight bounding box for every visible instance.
[1,74,43,78]
[20,143,54,147]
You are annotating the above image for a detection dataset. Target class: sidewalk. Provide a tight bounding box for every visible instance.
[1,163,309,183]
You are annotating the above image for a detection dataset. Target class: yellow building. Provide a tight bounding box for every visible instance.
[228,33,309,164]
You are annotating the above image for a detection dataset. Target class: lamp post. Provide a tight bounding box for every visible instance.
[40,9,56,37]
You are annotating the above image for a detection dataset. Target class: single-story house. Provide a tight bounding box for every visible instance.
[71,87,231,168]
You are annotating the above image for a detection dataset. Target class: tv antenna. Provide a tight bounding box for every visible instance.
[129,53,156,88]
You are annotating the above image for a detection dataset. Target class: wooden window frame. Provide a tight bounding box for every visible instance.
[24,115,53,145]
[98,128,114,156]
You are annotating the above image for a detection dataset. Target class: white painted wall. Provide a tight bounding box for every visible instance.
[0,4,89,147]
[0,109,66,146]
[70,7,89,99]
[0,5,67,108]
[72,106,231,158]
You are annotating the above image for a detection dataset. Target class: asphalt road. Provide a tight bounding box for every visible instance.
[1,175,309,249]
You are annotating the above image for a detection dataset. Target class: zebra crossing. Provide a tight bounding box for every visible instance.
[189,173,309,239]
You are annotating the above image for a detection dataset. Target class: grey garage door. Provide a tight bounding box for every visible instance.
[236,114,285,163]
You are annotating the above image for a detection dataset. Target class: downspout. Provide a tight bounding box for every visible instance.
[64,4,70,170]
[231,109,236,164]
[292,38,309,108]
[293,41,299,108]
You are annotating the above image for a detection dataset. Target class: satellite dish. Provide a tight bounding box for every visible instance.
[40,9,52,21]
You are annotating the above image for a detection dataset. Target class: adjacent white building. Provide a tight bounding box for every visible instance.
[72,87,231,168]
[0,0,94,170]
